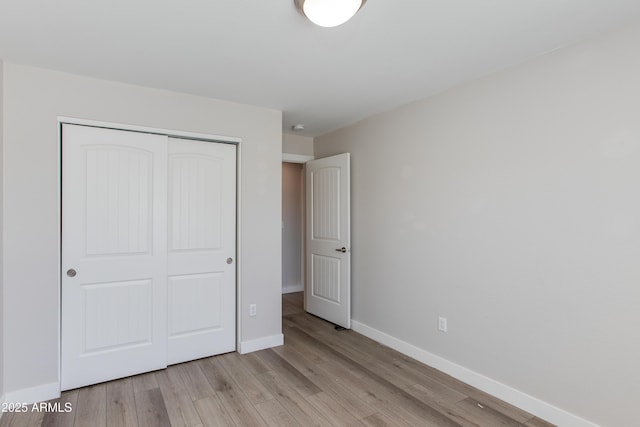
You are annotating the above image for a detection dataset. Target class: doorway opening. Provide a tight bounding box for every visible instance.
[281,152,351,329]
[282,162,305,296]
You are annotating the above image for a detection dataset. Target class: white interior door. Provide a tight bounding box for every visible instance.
[61,124,169,390]
[167,138,236,364]
[305,153,351,329]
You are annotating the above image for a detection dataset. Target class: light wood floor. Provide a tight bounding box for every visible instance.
[1,292,554,426]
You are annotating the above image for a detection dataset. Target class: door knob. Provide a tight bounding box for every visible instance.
[66,269,77,278]
[226,257,233,264]
[335,247,347,253]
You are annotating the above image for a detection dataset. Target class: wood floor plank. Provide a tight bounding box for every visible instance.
[40,390,78,427]
[236,353,271,376]
[403,384,485,427]
[285,331,413,398]
[288,314,431,392]
[282,293,304,317]
[352,355,419,390]
[155,366,202,427]
[285,315,380,364]
[305,392,367,426]
[282,324,369,379]
[193,395,236,427]
[134,388,171,427]
[73,383,107,427]
[254,399,301,427]
[406,380,467,408]
[197,358,234,393]
[525,417,557,427]
[4,408,45,427]
[177,362,216,402]
[280,323,330,365]
[0,411,16,427]
[290,319,472,417]
[217,352,274,405]
[316,324,399,362]
[131,372,159,395]
[361,412,413,427]
[311,359,425,426]
[253,349,322,397]
[453,397,523,427]
[256,370,333,427]
[270,343,316,377]
[284,312,334,334]
[218,390,267,427]
[358,375,462,427]
[106,378,137,427]
[279,341,433,427]
[273,344,377,420]
[198,358,266,427]
[315,358,374,395]
[398,366,468,405]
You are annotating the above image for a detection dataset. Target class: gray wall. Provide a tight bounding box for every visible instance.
[282,163,303,293]
[283,133,313,156]
[315,21,640,427]
[0,60,4,400]
[2,63,282,398]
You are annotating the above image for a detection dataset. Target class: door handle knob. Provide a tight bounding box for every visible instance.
[335,247,347,253]
[67,269,77,278]
[226,257,233,264]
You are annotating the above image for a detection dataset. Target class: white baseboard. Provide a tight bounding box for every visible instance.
[2,382,60,405]
[238,333,284,354]
[282,285,303,294]
[351,320,599,427]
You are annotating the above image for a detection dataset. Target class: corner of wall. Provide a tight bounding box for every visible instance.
[238,334,284,354]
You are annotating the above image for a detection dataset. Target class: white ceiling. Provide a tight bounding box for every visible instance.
[1,1,640,137]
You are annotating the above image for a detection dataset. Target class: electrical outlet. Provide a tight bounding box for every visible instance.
[438,316,448,333]
[249,304,257,317]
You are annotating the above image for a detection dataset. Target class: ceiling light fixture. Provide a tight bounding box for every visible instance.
[295,0,366,28]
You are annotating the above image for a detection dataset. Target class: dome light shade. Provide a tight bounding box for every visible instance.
[295,0,366,28]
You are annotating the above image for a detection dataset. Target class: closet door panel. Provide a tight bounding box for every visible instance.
[167,138,236,364]
[61,124,168,390]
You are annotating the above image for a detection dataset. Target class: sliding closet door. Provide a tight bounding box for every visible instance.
[167,138,236,364]
[62,126,237,389]
[61,124,168,390]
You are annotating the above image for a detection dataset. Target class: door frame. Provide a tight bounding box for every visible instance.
[57,116,242,391]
